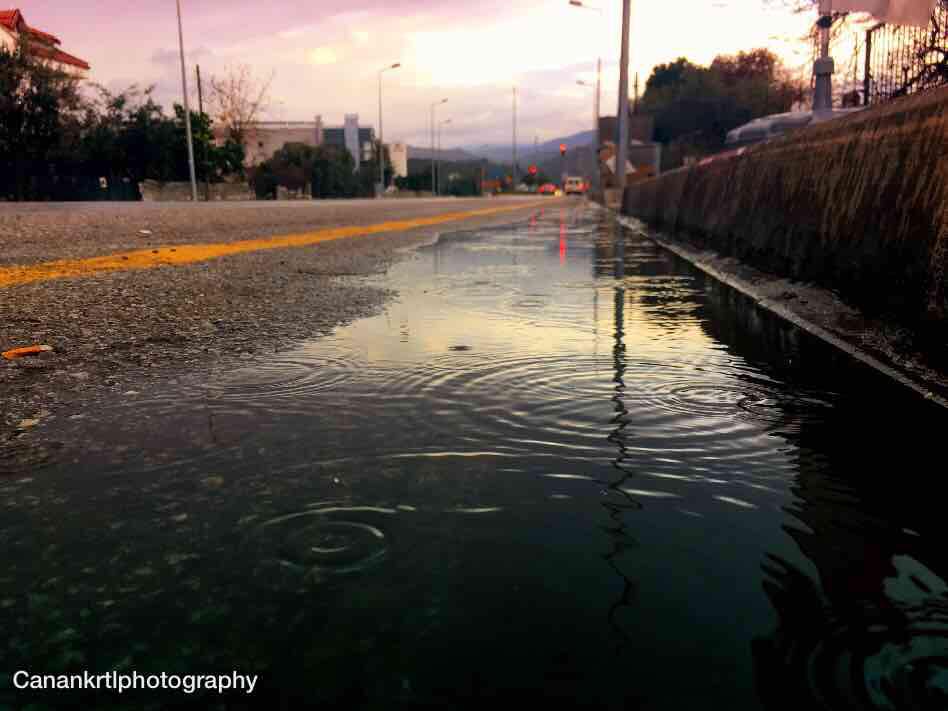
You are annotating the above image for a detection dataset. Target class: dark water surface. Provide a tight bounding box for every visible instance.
[2,205,947,710]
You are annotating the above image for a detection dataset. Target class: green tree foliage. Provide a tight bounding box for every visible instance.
[521,170,551,187]
[253,140,391,199]
[312,145,358,199]
[0,43,81,199]
[78,86,245,186]
[443,175,479,197]
[1,42,244,201]
[394,172,434,192]
[641,49,806,159]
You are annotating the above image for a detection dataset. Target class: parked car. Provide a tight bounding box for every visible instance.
[538,183,558,195]
[563,176,587,195]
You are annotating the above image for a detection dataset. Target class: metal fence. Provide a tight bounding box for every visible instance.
[863,0,948,104]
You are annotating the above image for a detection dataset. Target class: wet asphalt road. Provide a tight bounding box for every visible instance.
[0,196,561,451]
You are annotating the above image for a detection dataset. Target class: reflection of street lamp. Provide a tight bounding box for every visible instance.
[569,0,603,192]
[438,118,452,196]
[577,80,598,187]
[430,98,448,196]
[378,62,401,197]
[175,0,198,202]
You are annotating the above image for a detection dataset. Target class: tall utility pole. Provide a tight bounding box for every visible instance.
[378,63,401,197]
[578,80,598,187]
[430,98,447,196]
[438,118,452,196]
[814,0,834,111]
[196,64,210,202]
[569,1,603,192]
[175,0,198,202]
[615,0,632,193]
[594,56,602,190]
[512,87,519,188]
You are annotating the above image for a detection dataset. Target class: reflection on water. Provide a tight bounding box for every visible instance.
[1,205,946,709]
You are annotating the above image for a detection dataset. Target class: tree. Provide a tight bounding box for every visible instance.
[395,173,434,192]
[311,145,357,198]
[641,48,805,163]
[0,42,81,199]
[209,64,274,144]
[522,170,551,187]
[711,49,778,85]
[175,104,245,181]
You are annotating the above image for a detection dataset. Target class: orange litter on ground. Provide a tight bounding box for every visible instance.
[2,345,53,360]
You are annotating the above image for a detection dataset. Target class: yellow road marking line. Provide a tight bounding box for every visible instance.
[0,201,550,289]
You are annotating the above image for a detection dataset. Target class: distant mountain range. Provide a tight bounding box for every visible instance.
[464,130,596,166]
[406,146,481,162]
[403,129,598,182]
[405,130,597,168]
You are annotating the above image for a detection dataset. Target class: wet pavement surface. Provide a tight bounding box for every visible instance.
[0,198,548,444]
[2,205,947,710]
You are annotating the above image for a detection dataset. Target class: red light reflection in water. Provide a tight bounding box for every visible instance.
[559,221,567,264]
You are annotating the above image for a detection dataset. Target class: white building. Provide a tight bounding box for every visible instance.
[390,143,408,179]
[0,8,90,78]
[235,115,377,171]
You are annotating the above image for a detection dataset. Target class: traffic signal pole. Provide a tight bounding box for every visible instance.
[560,144,567,188]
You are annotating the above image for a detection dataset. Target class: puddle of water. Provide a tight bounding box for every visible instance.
[2,205,947,709]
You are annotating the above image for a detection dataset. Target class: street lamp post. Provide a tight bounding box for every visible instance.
[175,0,198,202]
[438,118,452,196]
[378,62,401,197]
[577,80,598,188]
[513,87,518,189]
[615,0,632,193]
[430,98,448,196]
[569,1,603,193]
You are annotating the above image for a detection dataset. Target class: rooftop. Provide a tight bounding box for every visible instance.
[1,8,90,70]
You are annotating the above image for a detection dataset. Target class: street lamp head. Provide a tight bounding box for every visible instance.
[391,62,401,69]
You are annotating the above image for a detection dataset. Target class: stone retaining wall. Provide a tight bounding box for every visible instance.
[139,180,254,202]
[622,87,948,340]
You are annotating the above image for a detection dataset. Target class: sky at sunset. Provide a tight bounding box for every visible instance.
[15,0,817,147]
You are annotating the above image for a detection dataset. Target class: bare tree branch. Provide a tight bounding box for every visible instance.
[208,64,274,143]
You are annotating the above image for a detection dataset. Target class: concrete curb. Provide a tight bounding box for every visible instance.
[605,211,948,410]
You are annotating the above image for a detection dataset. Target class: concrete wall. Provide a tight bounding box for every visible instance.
[622,87,948,337]
[139,180,254,202]
[242,123,321,167]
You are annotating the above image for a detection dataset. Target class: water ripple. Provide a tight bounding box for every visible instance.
[251,504,397,582]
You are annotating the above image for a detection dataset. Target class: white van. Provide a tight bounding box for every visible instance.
[564,177,586,195]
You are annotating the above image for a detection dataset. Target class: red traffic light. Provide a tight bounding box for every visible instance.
[528,165,538,175]
[559,143,567,156]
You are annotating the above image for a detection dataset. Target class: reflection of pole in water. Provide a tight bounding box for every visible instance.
[613,220,625,280]
[600,222,640,650]
[593,288,599,365]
